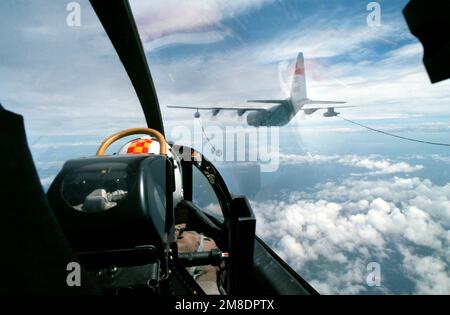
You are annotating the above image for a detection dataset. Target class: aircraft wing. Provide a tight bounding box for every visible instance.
[166,104,267,117]
[247,99,288,104]
[167,105,267,111]
[302,105,355,110]
[305,100,347,105]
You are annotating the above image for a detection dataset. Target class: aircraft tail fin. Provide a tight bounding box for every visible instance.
[290,52,307,106]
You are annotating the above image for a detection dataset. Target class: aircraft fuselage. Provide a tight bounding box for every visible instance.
[246,99,299,127]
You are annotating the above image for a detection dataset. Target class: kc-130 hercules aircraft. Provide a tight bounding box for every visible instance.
[168,52,352,127]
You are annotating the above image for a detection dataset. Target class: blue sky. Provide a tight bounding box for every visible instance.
[1,0,449,294]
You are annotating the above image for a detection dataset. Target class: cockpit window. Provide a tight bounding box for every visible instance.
[0,0,146,191]
[192,166,224,223]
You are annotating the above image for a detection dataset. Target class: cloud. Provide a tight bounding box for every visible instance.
[338,156,424,175]
[251,176,450,294]
[308,258,375,295]
[399,245,450,294]
[256,17,411,63]
[403,154,450,164]
[279,153,340,164]
[387,42,424,59]
[40,176,56,190]
[430,154,450,164]
[31,141,99,149]
[129,0,273,41]
[278,153,424,175]
[34,160,65,170]
[143,30,230,52]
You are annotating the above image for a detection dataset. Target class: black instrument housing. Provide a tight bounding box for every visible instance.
[47,155,174,268]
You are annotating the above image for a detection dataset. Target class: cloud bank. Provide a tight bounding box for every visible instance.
[279,153,424,175]
[252,176,450,294]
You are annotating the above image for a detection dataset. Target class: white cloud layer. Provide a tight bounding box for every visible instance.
[279,153,424,175]
[252,176,450,294]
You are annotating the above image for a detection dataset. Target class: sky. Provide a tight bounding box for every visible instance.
[0,0,449,294]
